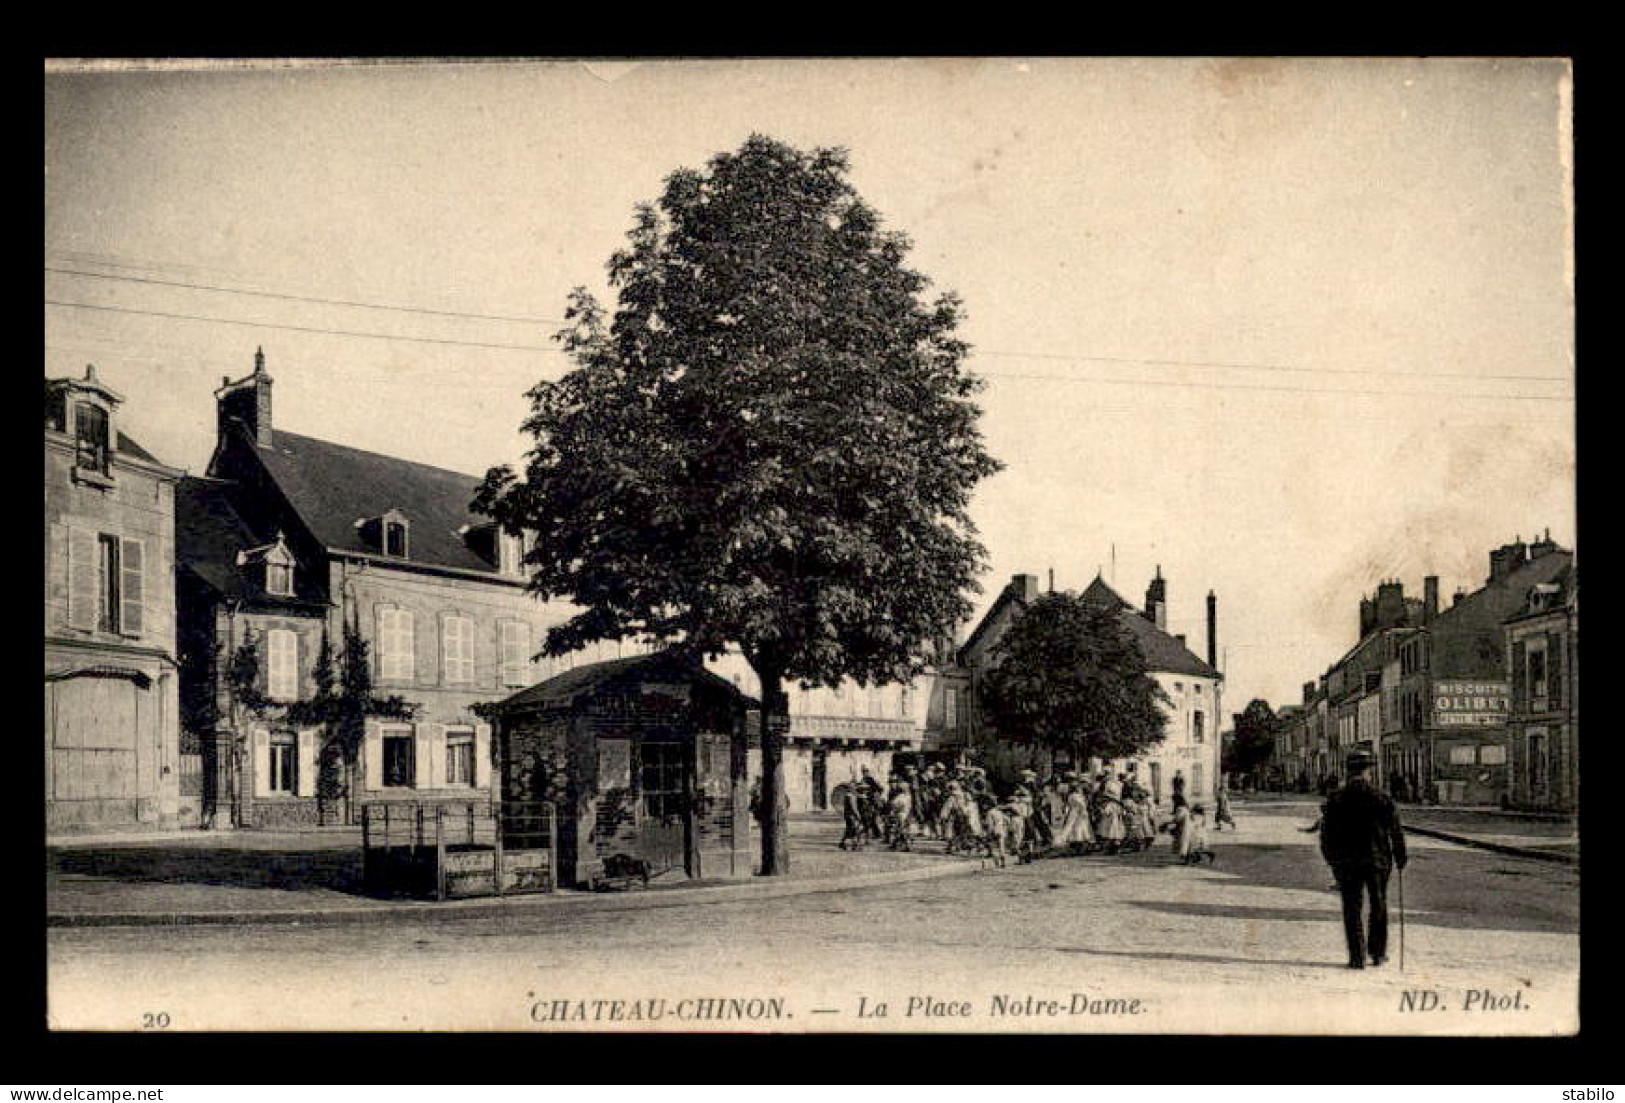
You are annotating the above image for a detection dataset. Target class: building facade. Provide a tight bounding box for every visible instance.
[958,571,1224,805]
[706,653,930,813]
[1295,535,1572,805]
[1504,564,1577,812]
[178,352,627,827]
[45,367,186,831]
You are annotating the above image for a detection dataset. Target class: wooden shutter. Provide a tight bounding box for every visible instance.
[1510,640,1527,711]
[251,727,271,798]
[1547,631,1563,709]
[474,723,492,792]
[119,538,145,636]
[419,723,445,789]
[413,722,436,789]
[66,526,98,631]
[296,729,320,798]
[363,720,383,792]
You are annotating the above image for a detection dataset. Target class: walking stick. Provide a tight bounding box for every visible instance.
[1397,863,1406,972]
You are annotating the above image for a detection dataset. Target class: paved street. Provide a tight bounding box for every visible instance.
[47,799,1577,1034]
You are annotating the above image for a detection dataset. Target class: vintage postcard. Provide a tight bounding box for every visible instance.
[43,56,1576,1034]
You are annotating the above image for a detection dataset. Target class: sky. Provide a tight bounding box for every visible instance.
[43,57,1575,718]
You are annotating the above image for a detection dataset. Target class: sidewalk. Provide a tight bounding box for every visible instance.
[1235,792,1578,864]
[47,814,989,928]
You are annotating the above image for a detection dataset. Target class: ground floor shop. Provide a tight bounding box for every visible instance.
[1507,716,1577,812]
[1385,728,1512,805]
[45,642,182,832]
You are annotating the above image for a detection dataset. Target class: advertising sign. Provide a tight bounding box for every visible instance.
[1432,680,1510,727]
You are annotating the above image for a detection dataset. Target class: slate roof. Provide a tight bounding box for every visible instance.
[1077,575,1223,679]
[1436,549,1572,633]
[491,649,758,713]
[116,432,161,465]
[251,429,500,575]
[176,477,262,598]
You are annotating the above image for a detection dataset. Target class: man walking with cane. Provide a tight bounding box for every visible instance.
[1319,749,1408,969]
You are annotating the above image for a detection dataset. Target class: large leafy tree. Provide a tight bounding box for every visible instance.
[979,593,1169,766]
[1223,697,1280,779]
[475,135,1001,874]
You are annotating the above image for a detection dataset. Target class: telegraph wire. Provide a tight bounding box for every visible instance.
[976,347,1570,386]
[975,368,1573,404]
[45,299,570,353]
[45,300,1574,403]
[46,264,571,327]
[46,256,1570,389]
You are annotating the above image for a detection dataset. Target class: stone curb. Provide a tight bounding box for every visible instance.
[1404,824,1578,865]
[47,856,988,929]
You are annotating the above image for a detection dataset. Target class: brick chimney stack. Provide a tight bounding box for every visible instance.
[216,347,274,449]
[1207,590,1218,669]
[1489,537,1529,582]
[1423,576,1440,624]
[1013,573,1040,602]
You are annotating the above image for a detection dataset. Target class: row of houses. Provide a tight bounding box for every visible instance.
[45,351,1226,843]
[936,570,1224,806]
[47,354,941,835]
[1269,537,1577,811]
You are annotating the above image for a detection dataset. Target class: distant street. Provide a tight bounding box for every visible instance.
[48,799,1578,1034]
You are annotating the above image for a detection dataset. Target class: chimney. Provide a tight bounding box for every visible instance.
[1489,537,1528,582]
[1174,634,1186,649]
[1013,573,1040,602]
[1529,528,1559,560]
[1374,580,1406,631]
[1206,590,1218,669]
[216,346,274,449]
[1423,576,1439,624]
[1453,587,1467,607]
[1359,596,1375,639]
[1144,566,1167,630]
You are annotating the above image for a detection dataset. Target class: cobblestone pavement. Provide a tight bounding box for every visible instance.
[48,802,1578,1034]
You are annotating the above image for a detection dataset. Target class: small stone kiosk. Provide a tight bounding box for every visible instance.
[489,649,757,889]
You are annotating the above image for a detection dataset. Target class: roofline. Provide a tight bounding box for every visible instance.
[45,430,186,482]
[333,548,529,588]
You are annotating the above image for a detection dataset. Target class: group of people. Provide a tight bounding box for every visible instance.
[836,762,1235,868]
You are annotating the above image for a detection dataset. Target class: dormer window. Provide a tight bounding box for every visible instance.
[74,402,111,474]
[498,530,525,577]
[359,509,411,558]
[238,532,296,598]
[266,559,294,597]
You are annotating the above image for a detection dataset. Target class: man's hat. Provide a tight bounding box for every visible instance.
[1346,749,1375,770]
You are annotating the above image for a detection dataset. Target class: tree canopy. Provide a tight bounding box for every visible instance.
[474,135,1001,872]
[1223,697,1280,777]
[979,592,1170,763]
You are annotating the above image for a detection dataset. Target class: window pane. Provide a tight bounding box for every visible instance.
[383,733,414,787]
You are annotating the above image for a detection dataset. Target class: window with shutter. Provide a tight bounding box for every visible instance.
[500,621,532,688]
[442,616,475,684]
[266,629,299,701]
[66,526,98,631]
[1547,630,1563,709]
[1510,640,1527,711]
[378,607,415,682]
[119,538,144,636]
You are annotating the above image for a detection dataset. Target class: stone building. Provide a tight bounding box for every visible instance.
[704,652,930,813]
[1504,561,1577,812]
[1298,534,1573,805]
[178,351,623,827]
[958,571,1224,805]
[45,367,186,831]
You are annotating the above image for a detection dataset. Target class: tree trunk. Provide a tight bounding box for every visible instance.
[756,666,791,876]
